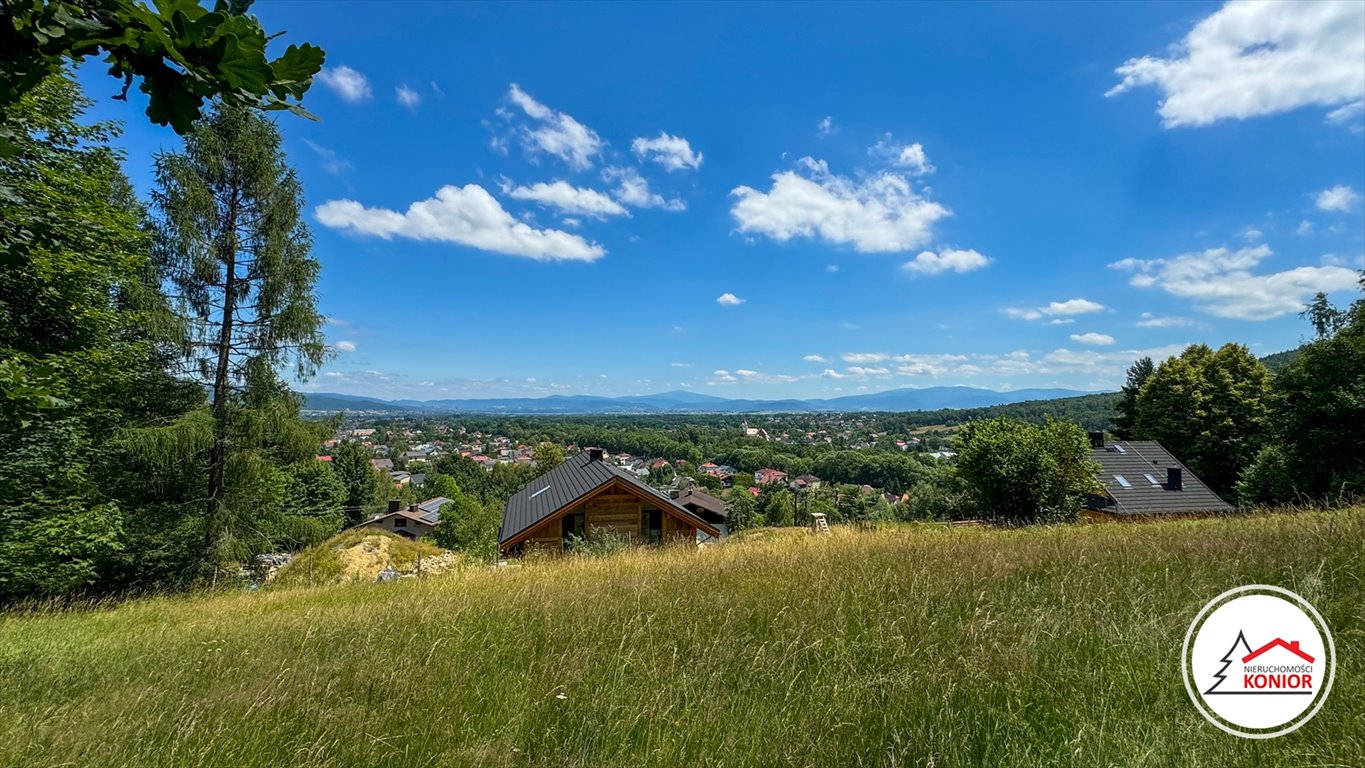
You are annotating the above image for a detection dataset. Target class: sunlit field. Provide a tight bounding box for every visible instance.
[2,510,1361,767]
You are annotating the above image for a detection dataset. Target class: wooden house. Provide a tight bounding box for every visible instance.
[499,449,721,556]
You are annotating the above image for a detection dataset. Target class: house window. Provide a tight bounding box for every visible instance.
[642,508,662,544]
[561,512,585,543]
[394,517,407,527]
[1114,474,1132,488]
[1144,473,1160,486]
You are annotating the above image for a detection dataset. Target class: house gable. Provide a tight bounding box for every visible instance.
[500,452,719,551]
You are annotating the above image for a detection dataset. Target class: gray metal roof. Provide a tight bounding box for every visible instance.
[500,452,715,545]
[1089,440,1233,516]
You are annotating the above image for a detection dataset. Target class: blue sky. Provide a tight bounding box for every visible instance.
[83,1,1364,400]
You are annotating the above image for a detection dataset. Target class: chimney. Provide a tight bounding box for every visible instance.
[1088,432,1104,449]
[388,499,401,513]
[1167,467,1183,490]
[588,447,604,462]
[409,504,419,512]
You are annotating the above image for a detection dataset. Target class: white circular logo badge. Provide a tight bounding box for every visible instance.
[1183,585,1335,738]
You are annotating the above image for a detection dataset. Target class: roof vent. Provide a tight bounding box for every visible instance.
[1167,467,1183,491]
[1088,431,1104,449]
[588,448,604,462]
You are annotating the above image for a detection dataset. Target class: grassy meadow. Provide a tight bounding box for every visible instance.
[1,510,1362,767]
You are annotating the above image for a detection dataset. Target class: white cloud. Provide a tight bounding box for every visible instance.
[803,354,828,363]
[631,132,702,171]
[1136,312,1194,328]
[842,352,889,363]
[506,84,604,170]
[505,180,628,219]
[819,345,1189,387]
[1070,332,1115,346]
[670,362,693,368]
[396,85,421,109]
[1107,0,1365,127]
[846,366,891,378]
[1297,220,1315,236]
[301,140,351,176]
[335,340,357,352]
[1242,228,1264,241]
[603,166,684,211]
[826,264,839,273]
[1110,244,1359,320]
[817,116,834,136]
[1004,298,1106,321]
[315,184,604,262]
[730,157,950,253]
[698,344,1197,390]
[869,134,934,174]
[902,248,991,275]
[317,66,372,103]
[1326,100,1365,129]
[1316,185,1361,212]
[716,292,745,306]
[710,368,800,386]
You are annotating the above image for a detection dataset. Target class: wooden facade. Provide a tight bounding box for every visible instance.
[507,478,700,554]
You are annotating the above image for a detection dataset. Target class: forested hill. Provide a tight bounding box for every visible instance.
[878,392,1122,432]
[1260,346,1305,373]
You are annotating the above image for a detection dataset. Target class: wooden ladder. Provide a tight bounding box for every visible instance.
[811,513,831,536]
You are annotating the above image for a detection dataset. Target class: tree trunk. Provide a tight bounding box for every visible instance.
[204,187,240,566]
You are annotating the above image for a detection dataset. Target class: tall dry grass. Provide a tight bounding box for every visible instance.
[0,509,1361,767]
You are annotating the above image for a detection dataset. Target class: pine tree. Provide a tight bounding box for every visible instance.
[153,104,326,573]
[1113,356,1154,440]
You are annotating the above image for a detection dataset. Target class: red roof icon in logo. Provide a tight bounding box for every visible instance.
[1241,638,1315,664]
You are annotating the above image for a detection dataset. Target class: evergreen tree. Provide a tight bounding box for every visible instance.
[332,440,386,523]
[153,103,326,574]
[1113,356,1153,440]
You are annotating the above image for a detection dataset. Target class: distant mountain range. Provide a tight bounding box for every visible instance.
[301,386,1103,415]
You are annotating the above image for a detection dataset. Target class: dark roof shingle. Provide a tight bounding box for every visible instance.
[1089,440,1232,516]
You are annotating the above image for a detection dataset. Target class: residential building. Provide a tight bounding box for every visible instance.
[1085,435,1233,519]
[755,468,788,486]
[354,499,442,539]
[499,449,720,556]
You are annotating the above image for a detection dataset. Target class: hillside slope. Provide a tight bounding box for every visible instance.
[1,510,1360,767]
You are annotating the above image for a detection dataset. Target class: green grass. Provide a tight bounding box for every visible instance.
[1,510,1362,767]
